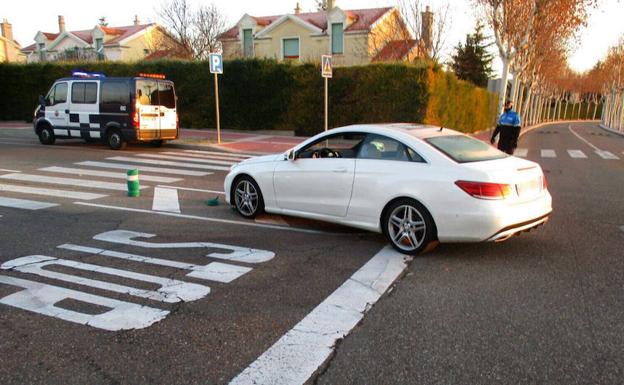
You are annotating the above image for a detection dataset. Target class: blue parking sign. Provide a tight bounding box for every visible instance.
[209,53,223,74]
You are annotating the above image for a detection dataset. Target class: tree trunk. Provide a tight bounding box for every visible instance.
[498,58,511,114]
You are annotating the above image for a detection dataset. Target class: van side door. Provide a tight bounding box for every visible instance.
[45,82,69,134]
[68,81,99,139]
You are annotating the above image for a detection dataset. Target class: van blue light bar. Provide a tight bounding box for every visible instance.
[72,71,106,78]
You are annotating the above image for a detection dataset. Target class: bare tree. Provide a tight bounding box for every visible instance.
[157,0,227,60]
[398,0,452,62]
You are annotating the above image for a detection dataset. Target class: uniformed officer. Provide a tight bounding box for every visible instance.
[491,100,521,155]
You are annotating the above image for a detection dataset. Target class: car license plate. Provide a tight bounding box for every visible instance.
[516,178,540,197]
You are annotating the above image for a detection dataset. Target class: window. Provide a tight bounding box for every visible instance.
[283,38,299,60]
[243,28,253,58]
[297,132,366,159]
[331,23,344,54]
[425,135,507,163]
[157,81,176,109]
[101,81,130,105]
[46,82,67,106]
[38,43,46,61]
[136,80,159,106]
[95,38,104,61]
[357,134,425,162]
[71,82,98,104]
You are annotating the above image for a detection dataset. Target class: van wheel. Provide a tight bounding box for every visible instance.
[38,126,56,145]
[107,129,126,150]
[151,140,165,147]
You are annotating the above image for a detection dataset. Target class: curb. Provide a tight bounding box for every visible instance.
[598,124,624,138]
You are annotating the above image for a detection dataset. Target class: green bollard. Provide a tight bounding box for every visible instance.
[127,169,140,197]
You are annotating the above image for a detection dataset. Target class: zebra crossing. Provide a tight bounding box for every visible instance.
[514,148,621,160]
[0,149,255,212]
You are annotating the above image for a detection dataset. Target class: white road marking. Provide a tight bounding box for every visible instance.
[93,230,275,264]
[568,125,601,151]
[0,183,107,200]
[595,150,620,160]
[161,151,248,162]
[73,202,330,235]
[229,246,410,385]
[136,153,237,166]
[40,166,182,183]
[567,150,588,159]
[59,244,253,283]
[152,187,181,213]
[514,148,528,157]
[155,185,225,195]
[76,161,212,177]
[106,156,230,171]
[0,197,58,210]
[2,256,210,303]
[182,149,254,158]
[541,149,556,158]
[0,275,168,331]
[0,173,147,191]
[0,168,21,173]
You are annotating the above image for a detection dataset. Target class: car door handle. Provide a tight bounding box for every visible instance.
[65,109,70,114]
[332,167,348,173]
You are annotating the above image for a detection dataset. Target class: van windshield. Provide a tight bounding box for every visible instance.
[425,135,508,163]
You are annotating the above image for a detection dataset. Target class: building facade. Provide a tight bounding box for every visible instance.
[1,19,25,62]
[219,1,433,66]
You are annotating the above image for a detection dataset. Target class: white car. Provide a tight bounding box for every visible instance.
[224,124,552,255]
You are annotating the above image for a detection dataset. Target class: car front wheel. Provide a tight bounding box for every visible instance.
[383,199,437,255]
[233,176,264,219]
[38,126,55,145]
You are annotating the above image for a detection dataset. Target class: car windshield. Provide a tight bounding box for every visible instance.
[425,135,507,163]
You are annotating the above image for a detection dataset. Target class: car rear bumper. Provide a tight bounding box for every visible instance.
[486,212,551,242]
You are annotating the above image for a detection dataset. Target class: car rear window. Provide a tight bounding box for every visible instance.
[425,135,507,163]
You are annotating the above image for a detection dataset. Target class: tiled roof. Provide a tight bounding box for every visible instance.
[42,32,59,40]
[103,24,154,46]
[372,39,418,62]
[26,24,153,49]
[220,7,393,40]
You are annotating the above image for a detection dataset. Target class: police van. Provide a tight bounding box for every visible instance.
[34,71,179,150]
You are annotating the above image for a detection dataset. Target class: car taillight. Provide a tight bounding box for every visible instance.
[455,180,512,200]
[132,109,140,129]
[542,174,547,190]
[176,113,179,130]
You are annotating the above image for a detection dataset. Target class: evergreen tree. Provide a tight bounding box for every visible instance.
[450,23,494,88]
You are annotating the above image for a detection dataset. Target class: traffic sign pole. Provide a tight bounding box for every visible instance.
[214,73,221,144]
[324,77,328,132]
[209,53,224,145]
[321,55,333,132]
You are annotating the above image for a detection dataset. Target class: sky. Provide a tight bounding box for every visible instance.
[3,0,623,74]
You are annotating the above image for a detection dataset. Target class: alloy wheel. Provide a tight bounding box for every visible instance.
[235,180,259,217]
[387,204,427,252]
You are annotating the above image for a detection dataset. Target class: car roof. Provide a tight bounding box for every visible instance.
[331,123,463,140]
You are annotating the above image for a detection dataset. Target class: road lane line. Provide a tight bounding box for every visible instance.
[76,161,212,177]
[161,151,248,162]
[229,246,410,385]
[137,153,237,166]
[567,150,588,159]
[0,169,21,173]
[514,148,528,157]
[2,255,210,303]
[152,187,181,213]
[182,149,254,158]
[0,275,168,331]
[106,156,230,171]
[0,183,107,200]
[568,125,601,151]
[0,173,147,191]
[0,197,58,210]
[59,244,252,283]
[595,150,620,160]
[541,149,556,158]
[73,202,331,235]
[155,185,225,195]
[39,166,183,183]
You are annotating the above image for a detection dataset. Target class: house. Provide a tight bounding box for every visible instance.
[1,19,25,62]
[21,16,187,62]
[219,0,433,66]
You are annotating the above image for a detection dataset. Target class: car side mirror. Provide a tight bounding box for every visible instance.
[285,150,296,161]
[38,95,46,107]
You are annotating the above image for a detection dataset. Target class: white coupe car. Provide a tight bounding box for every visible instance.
[224,124,552,255]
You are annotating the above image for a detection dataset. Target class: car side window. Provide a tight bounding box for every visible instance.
[71,82,97,104]
[47,82,68,106]
[297,132,366,159]
[357,134,425,162]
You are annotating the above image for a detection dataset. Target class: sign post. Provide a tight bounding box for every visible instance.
[209,53,224,144]
[321,55,333,132]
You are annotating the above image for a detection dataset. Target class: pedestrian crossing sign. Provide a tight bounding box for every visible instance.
[321,55,332,78]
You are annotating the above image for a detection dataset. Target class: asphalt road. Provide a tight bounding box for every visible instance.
[0,122,622,385]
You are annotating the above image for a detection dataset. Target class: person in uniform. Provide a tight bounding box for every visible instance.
[491,101,521,155]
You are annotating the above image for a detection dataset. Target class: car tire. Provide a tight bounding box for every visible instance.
[107,129,126,150]
[38,125,55,145]
[150,140,165,147]
[232,176,265,219]
[382,198,437,255]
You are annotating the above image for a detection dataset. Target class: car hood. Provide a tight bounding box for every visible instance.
[237,153,283,166]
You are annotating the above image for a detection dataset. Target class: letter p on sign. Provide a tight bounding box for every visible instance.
[210,53,223,74]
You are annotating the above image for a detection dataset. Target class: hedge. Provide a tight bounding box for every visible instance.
[0,59,494,135]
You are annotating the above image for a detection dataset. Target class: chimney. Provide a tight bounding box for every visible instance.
[58,15,66,33]
[1,18,13,42]
[327,0,335,10]
[421,6,433,58]
[133,15,140,26]
[294,2,301,15]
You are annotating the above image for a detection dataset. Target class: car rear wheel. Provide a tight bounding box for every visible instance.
[233,176,264,219]
[151,140,166,147]
[107,129,126,150]
[38,126,55,145]
[383,199,437,255]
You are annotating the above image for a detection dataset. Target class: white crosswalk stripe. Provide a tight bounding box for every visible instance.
[541,149,557,158]
[76,161,212,176]
[106,156,230,171]
[152,187,181,213]
[0,173,147,191]
[136,153,238,166]
[182,149,254,158]
[514,148,528,157]
[160,151,248,162]
[567,150,588,159]
[595,150,620,160]
[0,183,107,200]
[0,197,58,210]
[39,166,183,183]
